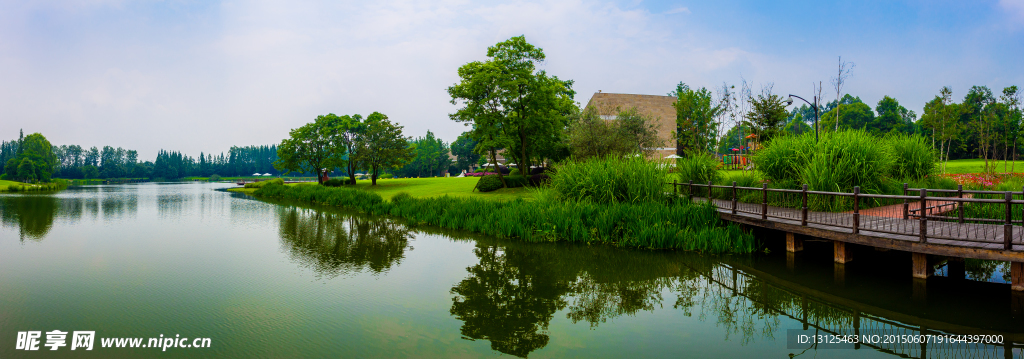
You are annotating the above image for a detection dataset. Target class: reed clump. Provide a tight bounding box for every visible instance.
[549,155,668,204]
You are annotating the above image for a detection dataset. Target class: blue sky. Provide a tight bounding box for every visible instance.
[1,0,1022,159]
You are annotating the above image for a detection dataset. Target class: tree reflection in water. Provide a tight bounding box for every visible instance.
[277,207,414,279]
[449,239,1020,358]
[0,195,58,241]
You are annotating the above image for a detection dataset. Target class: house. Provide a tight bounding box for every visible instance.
[583,92,678,158]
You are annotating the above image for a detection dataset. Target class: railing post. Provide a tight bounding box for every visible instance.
[958,184,964,224]
[731,181,737,214]
[1006,192,1013,251]
[903,183,909,220]
[801,184,808,226]
[688,181,693,201]
[673,180,678,196]
[919,188,928,243]
[761,183,768,220]
[708,181,713,202]
[853,186,860,234]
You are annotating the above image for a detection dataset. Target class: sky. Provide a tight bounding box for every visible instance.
[1,0,1022,160]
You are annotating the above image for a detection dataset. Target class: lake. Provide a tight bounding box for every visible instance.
[1,183,1020,358]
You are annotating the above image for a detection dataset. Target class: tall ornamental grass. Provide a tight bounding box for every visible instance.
[886,133,936,180]
[676,152,722,185]
[752,130,937,211]
[253,183,757,253]
[549,155,668,204]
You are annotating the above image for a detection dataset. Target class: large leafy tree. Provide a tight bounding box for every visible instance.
[274,114,347,184]
[449,36,575,186]
[820,102,875,131]
[3,133,56,182]
[870,96,916,135]
[565,107,663,159]
[743,88,789,143]
[673,84,723,155]
[354,112,414,185]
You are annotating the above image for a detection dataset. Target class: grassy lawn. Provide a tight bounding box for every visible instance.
[939,159,1024,174]
[0,180,54,191]
[228,176,534,201]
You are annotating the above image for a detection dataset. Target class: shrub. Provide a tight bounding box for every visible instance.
[886,133,936,180]
[509,168,522,176]
[529,173,550,187]
[504,175,529,188]
[244,178,284,189]
[476,175,503,192]
[530,167,548,175]
[0,174,6,180]
[549,156,668,204]
[676,152,722,185]
[209,174,221,181]
[323,178,348,187]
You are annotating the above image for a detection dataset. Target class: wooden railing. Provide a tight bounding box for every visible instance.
[669,181,1024,251]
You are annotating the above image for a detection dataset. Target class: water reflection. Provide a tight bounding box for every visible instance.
[0,186,140,241]
[450,238,1023,358]
[277,207,414,278]
[0,195,58,241]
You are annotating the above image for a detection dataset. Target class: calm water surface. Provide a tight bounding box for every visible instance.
[0,183,1021,358]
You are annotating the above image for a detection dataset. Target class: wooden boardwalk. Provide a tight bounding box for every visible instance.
[697,197,1024,262]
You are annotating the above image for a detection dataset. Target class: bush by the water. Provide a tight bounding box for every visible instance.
[209,174,221,181]
[244,178,284,189]
[549,156,668,204]
[676,152,722,185]
[253,183,757,253]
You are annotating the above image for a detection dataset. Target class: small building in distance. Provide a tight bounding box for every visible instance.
[583,92,677,158]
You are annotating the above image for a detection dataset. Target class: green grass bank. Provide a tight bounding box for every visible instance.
[251,182,757,253]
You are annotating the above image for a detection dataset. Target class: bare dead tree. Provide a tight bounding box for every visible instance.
[830,56,855,131]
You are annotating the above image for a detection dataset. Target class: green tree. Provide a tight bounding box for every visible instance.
[743,87,789,143]
[17,158,37,183]
[354,112,414,185]
[615,107,664,156]
[820,102,875,131]
[673,84,723,154]
[565,107,622,159]
[871,96,916,135]
[274,114,348,184]
[5,133,56,182]
[448,36,575,187]
[450,132,480,173]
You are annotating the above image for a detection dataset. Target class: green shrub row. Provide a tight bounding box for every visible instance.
[253,183,758,253]
[244,178,285,189]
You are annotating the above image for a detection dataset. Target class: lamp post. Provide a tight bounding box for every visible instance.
[784,94,819,142]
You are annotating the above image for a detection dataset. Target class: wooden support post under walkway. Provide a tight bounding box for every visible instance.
[913,253,931,279]
[834,241,852,263]
[1013,262,1023,292]
[786,232,802,252]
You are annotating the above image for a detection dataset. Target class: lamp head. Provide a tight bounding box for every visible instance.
[783,95,795,106]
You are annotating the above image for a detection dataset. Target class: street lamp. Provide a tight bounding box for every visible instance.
[785,94,819,142]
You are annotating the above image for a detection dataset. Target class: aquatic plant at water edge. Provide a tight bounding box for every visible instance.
[253,183,757,253]
[549,156,668,204]
[676,152,722,185]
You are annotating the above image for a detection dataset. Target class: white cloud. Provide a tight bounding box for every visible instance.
[1000,0,1024,21]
